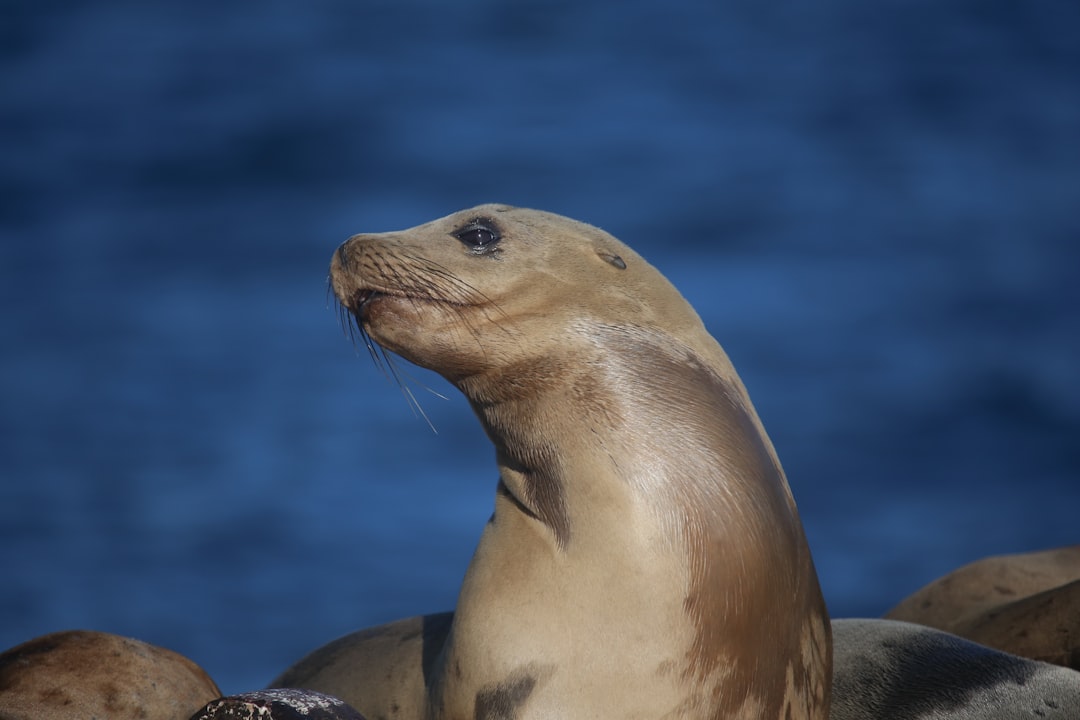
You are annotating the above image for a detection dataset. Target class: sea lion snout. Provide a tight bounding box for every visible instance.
[328,237,365,300]
[333,241,351,275]
[328,236,382,318]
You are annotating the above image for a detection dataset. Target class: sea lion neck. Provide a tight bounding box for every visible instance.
[453,326,755,551]
[443,322,831,720]
[455,347,613,550]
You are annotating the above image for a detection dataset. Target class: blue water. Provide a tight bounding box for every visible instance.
[2,0,1078,694]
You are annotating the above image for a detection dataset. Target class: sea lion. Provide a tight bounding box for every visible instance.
[830,619,1080,720]
[950,579,1080,670]
[0,629,220,720]
[273,204,832,720]
[885,546,1080,668]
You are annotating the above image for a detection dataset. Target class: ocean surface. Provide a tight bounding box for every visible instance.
[2,0,1078,694]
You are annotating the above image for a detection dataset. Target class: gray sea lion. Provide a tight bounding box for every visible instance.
[273,204,832,720]
[0,629,220,720]
[886,546,1080,668]
[830,618,1080,720]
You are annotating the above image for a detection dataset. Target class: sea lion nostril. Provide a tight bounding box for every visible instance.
[352,289,377,310]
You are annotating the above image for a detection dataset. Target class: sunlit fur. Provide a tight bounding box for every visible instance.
[288,204,832,720]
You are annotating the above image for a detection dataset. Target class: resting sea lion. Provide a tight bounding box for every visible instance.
[273,204,831,720]
[830,618,1080,720]
[0,629,220,720]
[886,546,1080,668]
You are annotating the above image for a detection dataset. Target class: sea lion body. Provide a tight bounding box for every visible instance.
[830,619,1080,720]
[274,205,831,720]
[0,630,220,720]
[272,614,446,720]
[885,546,1080,669]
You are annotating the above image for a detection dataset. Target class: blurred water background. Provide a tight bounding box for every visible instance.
[2,0,1078,694]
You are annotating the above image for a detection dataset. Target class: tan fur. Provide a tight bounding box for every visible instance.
[886,546,1080,670]
[275,204,832,719]
[0,630,220,720]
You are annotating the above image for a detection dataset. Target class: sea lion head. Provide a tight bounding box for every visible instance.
[329,204,709,385]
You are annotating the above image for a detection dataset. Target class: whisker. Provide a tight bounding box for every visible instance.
[331,300,442,432]
[340,304,354,341]
[404,254,517,339]
[331,247,520,434]
[391,363,452,402]
[397,253,520,358]
[401,383,439,434]
[381,350,440,434]
[358,315,390,379]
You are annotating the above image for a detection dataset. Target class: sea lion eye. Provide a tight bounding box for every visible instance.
[453,219,500,252]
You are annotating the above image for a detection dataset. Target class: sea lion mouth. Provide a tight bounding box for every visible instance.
[351,288,383,311]
[347,288,432,315]
[348,286,474,315]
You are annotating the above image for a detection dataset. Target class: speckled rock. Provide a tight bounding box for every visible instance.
[189,689,367,719]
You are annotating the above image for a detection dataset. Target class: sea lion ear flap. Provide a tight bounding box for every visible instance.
[597,250,627,270]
